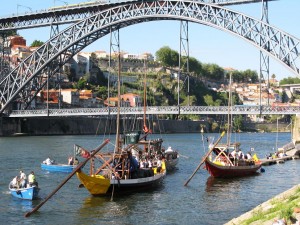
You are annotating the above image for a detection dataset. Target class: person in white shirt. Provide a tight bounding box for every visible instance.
[43,157,53,165]
[230,149,237,158]
[10,176,19,189]
[19,170,27,188]
[156,158,162,172]
[246,152,252,160]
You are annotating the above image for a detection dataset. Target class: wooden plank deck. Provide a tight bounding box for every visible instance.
[260,156,292,166]
[260,145,300,166]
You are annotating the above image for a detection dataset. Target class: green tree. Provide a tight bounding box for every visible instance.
[202,63,224,80]
[203,94,215,106]
[74,77,87,90]
[30,40,44,47]
[1,30,17,37]
[155,46,179,67]
[280,77,300,85]
[230,69,258,83]
[271,74,276,79]
[233,115,244,132]
[182,56,202,75]
[95,85,108,99]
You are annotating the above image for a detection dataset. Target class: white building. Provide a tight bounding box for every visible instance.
[72,53,90,79]
[123,53,139,60]
[60,89,80,106]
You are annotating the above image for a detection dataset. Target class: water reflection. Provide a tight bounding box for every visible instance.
[205,176,242,193]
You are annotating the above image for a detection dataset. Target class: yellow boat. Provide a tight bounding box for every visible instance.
[76,159,166,196]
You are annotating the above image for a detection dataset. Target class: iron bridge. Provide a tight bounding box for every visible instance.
[6,105,300,117]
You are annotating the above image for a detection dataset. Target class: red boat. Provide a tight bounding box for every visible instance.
[204,143,262,178]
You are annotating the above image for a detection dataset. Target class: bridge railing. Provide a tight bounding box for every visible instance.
[5,105,300,117]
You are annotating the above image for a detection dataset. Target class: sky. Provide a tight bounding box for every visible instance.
[1,0,300,81]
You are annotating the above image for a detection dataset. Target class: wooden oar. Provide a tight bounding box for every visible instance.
[178,153,189,159]
[184,131,225,186]
[24,139,110,218]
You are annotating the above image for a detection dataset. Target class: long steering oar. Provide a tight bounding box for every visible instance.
[184,131,225,186]
[24,139,110,218]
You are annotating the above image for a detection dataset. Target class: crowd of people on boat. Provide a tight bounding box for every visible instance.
[266,151,288,159]
[229,149,253,161]
[111,148,166,179]
[42,156,79,165]
[225,147,260,166]
[9,170,38,189]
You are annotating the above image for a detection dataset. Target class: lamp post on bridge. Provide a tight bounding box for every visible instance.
[53,0,68,6]
[17,4,32,16]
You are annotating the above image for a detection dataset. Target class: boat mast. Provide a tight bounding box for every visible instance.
[115,51,121,153]
[275,117,279,151]
[227,73,232,147]
[143,59,147,130]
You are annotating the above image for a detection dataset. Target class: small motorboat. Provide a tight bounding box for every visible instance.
[9,185,39,200]
[41,163,76,173]
[164,147,179,171]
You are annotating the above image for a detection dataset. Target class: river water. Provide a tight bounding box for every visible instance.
[1,132,299,225]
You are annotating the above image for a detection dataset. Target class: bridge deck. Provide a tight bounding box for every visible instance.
[5,105,300,117]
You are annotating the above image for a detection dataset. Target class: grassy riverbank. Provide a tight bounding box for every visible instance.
[225,184,300,225]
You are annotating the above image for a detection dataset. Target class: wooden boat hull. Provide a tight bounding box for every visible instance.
[9,186,39,200]
[76,169,166,196]
[41,163,76,173]
[205,159,261,178]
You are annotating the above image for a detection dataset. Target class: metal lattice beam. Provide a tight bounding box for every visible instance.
[0,0,277,31]
[7,105,300,117]
[0,0,298,114]
[260,0,270,106]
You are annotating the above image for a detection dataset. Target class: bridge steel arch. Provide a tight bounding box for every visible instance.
[0,0,299,114]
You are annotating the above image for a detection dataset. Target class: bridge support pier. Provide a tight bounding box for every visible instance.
[0,117,21,136]
[292,115,300,144]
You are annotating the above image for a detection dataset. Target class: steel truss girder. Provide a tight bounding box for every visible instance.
[7,105,300,117]
[0,0,298,114]
[260,0,270,105]
[0,0,276,31]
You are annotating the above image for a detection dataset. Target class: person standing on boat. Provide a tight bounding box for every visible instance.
[73,157,79,165]
[237,149,245,160]
[156,157,162,173]
[28,171,38,187]
[19,170,27,188]
[148,158,152,169]
[68,156,74,165]
[245,152,252,160]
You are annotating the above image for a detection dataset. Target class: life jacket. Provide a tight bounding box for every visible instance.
[28,174,35,183]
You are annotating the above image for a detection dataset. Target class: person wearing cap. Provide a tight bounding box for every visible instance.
[19,170,27,188]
